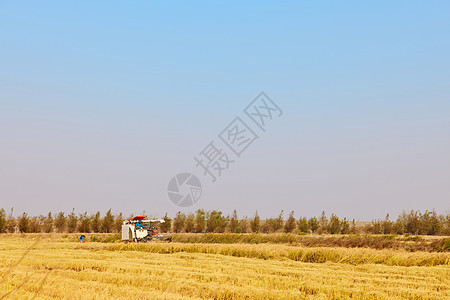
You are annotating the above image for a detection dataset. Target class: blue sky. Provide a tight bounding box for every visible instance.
[1,1,449,219]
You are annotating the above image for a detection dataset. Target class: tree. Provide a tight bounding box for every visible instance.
[102,209,114,233]
[382,213,393,234]
[350,219,357,234]
[6,208,16,233]
[420,210,441,235]
[328,214,341,234]
[42,212,53,233]
[215,214,228,233]
[308,217,319,233]
[67,209,78,233]
[272,210,284,232]
[441,213,450,235]
[173,211,186,233]
[250,211,261,233]
[205,210,217,233]
[114,212,123,233]
[54,212,66,233]
[91,211,101,233]
[18,213,30,233]
[284,211,296,233]
[367,219,382,234]
[238,217,249,233]
[185,213,195,232]
[78,212,91,233]
[206,210,227,233]
[405,210,420,234]
[160,213,172,233]
[261,219,272,233]
[29,216,40,233]
[318,211,328,234]
[0,208,6,233]
[297,217,308,233]
[228,210,239,233]
[393,212,406,234]
[340,217,350,234]
[195,209,206,233]
[428,210,441,235]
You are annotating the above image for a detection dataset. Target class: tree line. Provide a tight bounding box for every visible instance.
[0,208,122,234]
[0,208,449,235]
[165,209,450,235]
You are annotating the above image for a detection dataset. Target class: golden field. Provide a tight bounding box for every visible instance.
[0,234,449,299]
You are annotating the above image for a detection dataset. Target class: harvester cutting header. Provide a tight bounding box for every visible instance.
[121,216,172,243]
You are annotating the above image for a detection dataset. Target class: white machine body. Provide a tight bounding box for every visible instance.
[121,218,166,242]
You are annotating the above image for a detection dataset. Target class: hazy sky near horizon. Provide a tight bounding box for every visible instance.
[1,1,449,220]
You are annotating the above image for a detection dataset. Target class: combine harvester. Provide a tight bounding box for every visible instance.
[121,216,172,243]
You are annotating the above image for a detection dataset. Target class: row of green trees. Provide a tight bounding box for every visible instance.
[166,209,450,235]
[166,210,352,234]
[0,209,122,234]
[0,208,449,235]
[365,210,448,235]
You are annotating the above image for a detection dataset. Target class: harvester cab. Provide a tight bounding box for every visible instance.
[121,216,172,243]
